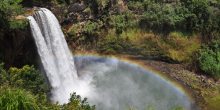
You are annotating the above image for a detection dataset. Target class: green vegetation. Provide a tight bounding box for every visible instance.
[128,1,143,9]
[198,41,220,78]
[62,92,96,110]
[0,0,28,30]
[205,94,220,109]
[7,65,51,95]
[82,20,100,35]
[0,89,40,110]
[84,7,91,13]
[109,10,137,34]
[140,0,216,34]
[68,22,80,36]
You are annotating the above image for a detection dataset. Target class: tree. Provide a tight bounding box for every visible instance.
[7,65,52,95]
[0,0,27,30]
[182,0,210,31]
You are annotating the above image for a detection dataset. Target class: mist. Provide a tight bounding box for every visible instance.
[73,56,198,110]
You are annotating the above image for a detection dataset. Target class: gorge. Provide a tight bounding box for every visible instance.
[28,8,199,110]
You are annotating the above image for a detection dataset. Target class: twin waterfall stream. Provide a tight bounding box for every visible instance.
[27,8,79,104]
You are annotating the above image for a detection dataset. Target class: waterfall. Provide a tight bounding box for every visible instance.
[27,8,79,104]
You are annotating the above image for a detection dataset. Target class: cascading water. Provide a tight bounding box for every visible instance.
[27,8,81,104]
[28,8,199,110]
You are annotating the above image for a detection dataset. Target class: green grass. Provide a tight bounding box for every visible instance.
[92,28,201,64]
[205,94,220,110]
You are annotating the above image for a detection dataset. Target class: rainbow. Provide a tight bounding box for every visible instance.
[73,54,196,103]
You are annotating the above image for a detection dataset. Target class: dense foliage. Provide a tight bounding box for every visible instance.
[139,0,220,34]
[198,41,220,78]
[82,20,100,35]
[0,89,40,110]
[110,10,138,34]
[0,0,28,30]
[7,65,51,95]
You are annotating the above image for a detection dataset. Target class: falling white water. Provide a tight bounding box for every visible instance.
[27,8,94,104]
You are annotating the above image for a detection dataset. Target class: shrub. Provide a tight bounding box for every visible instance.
[198,41,220,78]
[0,89,40,110]
[0,62,9,85]
[82,20,99,35]
[68,22,80,36]
[109,10,137,34]
[84,7,90,13]
[140,0,218,35]
[128,1,144,10]
[61,92,96,110]
[7,65,51,95]
[141,3,176,33]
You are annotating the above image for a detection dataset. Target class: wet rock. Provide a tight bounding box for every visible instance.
[68,4,86,13]
[68,12,78,22]
[23,9,40,16]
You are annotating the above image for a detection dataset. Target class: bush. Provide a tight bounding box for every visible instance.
[0,62,9,85]
[68,22,80,36]
[141,3,176,33]
[61,92,96,110]
[7,65,51,95]
[82,20,99,35]
[140,0,217,34]
[198,41,220,78]
[109,10,137,34]
[0,89,40,110]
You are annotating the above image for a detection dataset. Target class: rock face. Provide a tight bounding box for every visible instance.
[15,15,27,20]
[68,4,86,13]
[0,26,39,69]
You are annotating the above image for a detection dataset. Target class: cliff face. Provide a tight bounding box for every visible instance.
[0,26,39,70]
